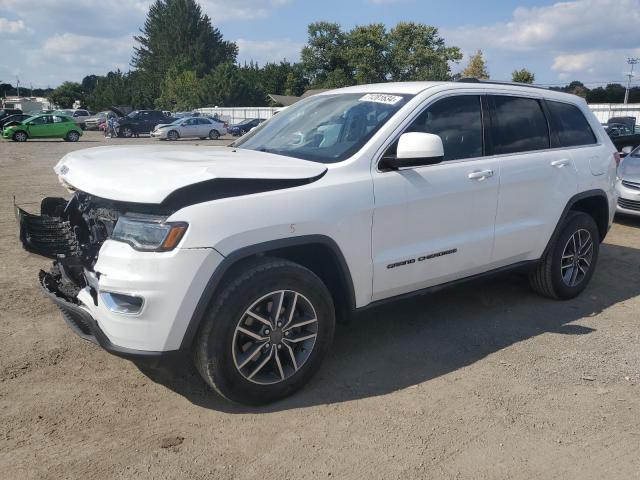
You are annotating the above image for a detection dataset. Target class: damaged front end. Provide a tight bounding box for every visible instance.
[16,192,174,350]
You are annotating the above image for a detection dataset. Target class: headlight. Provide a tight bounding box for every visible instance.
[111,215,188,251]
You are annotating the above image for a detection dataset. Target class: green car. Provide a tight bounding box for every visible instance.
[2,114,83,142]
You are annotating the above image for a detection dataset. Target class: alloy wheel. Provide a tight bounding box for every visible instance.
[232,290,318,385]
[560,228,593,287]
[15,131,27,142]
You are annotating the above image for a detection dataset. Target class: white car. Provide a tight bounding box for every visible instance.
[17,81,617,405]
[615,145,640,216]
[150,116,227,140]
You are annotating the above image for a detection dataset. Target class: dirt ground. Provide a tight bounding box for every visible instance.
[1,131,639,479]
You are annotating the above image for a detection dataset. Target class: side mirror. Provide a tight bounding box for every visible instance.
[621,146,633,155]
[380,132,444,170]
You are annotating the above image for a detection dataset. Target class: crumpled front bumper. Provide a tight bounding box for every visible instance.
[39,269,186,367]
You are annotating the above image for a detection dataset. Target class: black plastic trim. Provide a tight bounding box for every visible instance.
[542,189,610,256]
[179,235,356,349]
[357,260,540,312]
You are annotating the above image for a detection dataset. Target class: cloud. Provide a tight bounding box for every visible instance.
[444,0,640,83]
[0,16,24,33]
[200,0,291,21]
[236,38,303,64]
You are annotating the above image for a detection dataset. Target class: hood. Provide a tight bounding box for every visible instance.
[619,155,640,182]
[53,145,327,204]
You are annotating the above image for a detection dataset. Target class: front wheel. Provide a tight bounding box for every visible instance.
[529,211,600,299]
[66,131,80,142]
[167,130,179,141]
[195,257,335,405]
[120,126,133,138]
[13,131,28,142]
[208,129,220,140]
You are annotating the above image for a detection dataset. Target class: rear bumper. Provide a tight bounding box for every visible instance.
[39,270,186,368]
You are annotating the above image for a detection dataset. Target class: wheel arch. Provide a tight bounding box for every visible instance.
[180,235,356,350]
[543,189,610,257]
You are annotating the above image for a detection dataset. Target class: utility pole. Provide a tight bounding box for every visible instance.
[624,57,639,104]
[16,76,20,97]
[30,82,33,97]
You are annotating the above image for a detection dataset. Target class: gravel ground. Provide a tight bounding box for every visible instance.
[1,131,639,479]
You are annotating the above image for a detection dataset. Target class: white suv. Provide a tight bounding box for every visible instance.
[17,81,617,404]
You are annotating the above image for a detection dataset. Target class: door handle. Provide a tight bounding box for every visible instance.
[551,159,571,168]
[468,169,494,180]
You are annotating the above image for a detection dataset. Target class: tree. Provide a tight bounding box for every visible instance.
[387,22,461,81]
[200,63,266,107]
[301,22,351,88]
[345,24,389,84]
[511,68,535,84]
[461,50,489,79]
[49,81,84,108]
[132,0,237,100]
[155,68,203,111]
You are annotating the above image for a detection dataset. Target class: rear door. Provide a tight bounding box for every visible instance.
[489,94,578,265]
[196,118,211,136]
[371,94,501,301]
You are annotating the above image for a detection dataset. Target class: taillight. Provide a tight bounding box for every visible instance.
[614,152,621,167]
[224,122,228,128]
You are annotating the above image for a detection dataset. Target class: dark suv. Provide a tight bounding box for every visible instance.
[0,108,23,121]
[118,110,175,137]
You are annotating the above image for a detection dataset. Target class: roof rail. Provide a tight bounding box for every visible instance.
[455,78,549,91]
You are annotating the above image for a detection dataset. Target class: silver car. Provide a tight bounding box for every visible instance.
[150,116,227,140]
[616,146,640,216]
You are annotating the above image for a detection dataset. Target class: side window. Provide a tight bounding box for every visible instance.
[52,116,66,123]
[30,116,49,125]
[547,101,597,147]
[197,118,209,125]
[489,95,549,154]
[404,95,483,161]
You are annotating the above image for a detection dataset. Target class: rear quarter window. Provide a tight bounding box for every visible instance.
[546,100,597,147]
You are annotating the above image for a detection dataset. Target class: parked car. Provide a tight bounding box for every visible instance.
[117,110,175,137]
[84,110,118,130]
[53,109,92,130]
[0,113,30,129]
[151,116,228,140]
[16,81,616,405]
[228,118,264,136]
[615,145,640,216]
[604,116,640,152]
[3,114,82,142]
[0,108,22,121]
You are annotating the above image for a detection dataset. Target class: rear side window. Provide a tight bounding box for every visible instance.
[547,101,597,147]
[489,96,549,155]
[405,95,483,161]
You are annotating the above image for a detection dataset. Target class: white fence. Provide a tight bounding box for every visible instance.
[195,103,640,125]
[195,107,280,124]
[588,104,640,123]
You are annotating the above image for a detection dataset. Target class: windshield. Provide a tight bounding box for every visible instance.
[233,93,413,163]
[127,111,139,118]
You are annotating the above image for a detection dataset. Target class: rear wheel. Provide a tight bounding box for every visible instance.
[66,130,80,142]
[13,131,27,142]
[208,129,220,140]
[195,257,335,405]
[167,130,179,141]
[529,211,600,299]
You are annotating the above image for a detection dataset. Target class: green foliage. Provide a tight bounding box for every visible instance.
[132,0,237,101]
[300,21,461,88]
[461,50,489,79]
[511,68,535,84]
[48,81,84,108]
[155,68,203,110]
[200,63,267,107]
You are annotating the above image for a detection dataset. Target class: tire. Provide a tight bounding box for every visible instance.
[529,211,600,300]
[120,126,133,138]
[195,257,335,405]
[66,131,80,142]
[167,130,179,141]
[13,131,27,142]
[208,129,220,140]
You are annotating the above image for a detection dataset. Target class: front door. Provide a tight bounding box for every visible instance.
[371,94,500,301]
[26,115,52,137]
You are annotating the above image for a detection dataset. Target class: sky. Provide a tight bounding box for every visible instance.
[1,0,640,90]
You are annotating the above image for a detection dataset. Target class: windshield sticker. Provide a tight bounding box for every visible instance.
[359,94,403,105]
